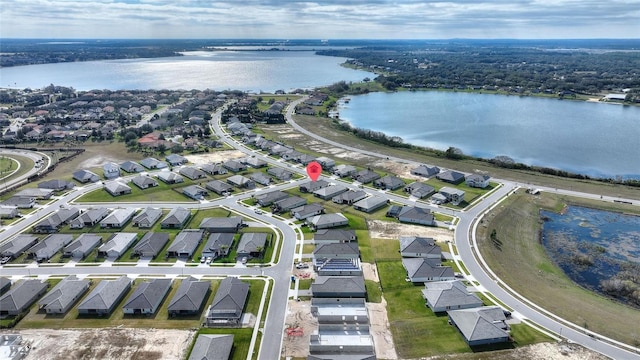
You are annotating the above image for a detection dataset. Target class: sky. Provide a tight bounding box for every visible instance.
[1,0,639,39]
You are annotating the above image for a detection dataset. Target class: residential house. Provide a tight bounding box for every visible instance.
[313,242,361,276]
[0,235,39,259]
[104,181,132,197]
[397,206,435,226]
[157,171,184,184]
[250,172,271,186]
[332,164,356,178]
[132,207,163,228]
[332,190,367,205]
[222,160,246,173]
[73,169,99,183]
[313,185,348,200]
[182,185,208,201]
[352,169,380,184]
[205,180,234,195]
[100,208,137,228]
[255,190,288,207]
[122,278,172,315]
[166,153,188,166]
[241,157,267,168]
[436,170,466,185]
[38,276,90,314]
[466,174,491,188]
[98,233,138,258]
[167,229,205,258]
[236,232,268,262]
[353,196,388,213]
[133,232,170,258]
[0,279,48,316]
[404,182,435,199]
[373,175,405,190]
[205,277,249,326]
[281,149,303,162]
[311,275,366,298]
[140,157,168,170]
[1,196,36,209]
[226,175,254,189]
[201,233,234,260]
[63,234,102,259]
[411,165,440,177]
[131,175,158,189]
[402,257,454,283]
[309,333,375,359]
[0,206,18,219]
[299,179,329,193]
[27,234,73,262]
[103,162,121,179]
[120,160,144,173]
[307,213,349,231]
[167,277,210,316]
[400,236,442,259]
[267,167,293,181]
[422,280,483,313]
[33,207,80,233]
[0,278,11,295]
[313,229,357,244]
[14,188,54,200]
[69,207,109,229]
[447,307,510,346]
[291,203,324,220]
[201,163,228,176]
[160,207,191,229]
[315,156,336,169]
[438,187,466,206]
[77,276,132,316]
[297,154,316,165]
[38,179,75,191]
[180,166,207,180]
[272,196,306,213]
[199,217,243,233]
[188,335,234,360]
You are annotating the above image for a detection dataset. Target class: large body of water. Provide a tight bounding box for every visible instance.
[338,91,640,178]
[0,50,373,92]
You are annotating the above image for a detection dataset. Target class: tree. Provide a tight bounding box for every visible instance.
[157,143,167,154]
[445,147,464,160]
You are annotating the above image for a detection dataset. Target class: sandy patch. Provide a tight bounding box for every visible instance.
[362,262,380,282]
[282,300,318,359]
[6,328,194,360]
[372,159,424,181]
[332,150,374,161]
[78,155,129,169]
[423,341,610,360]
[184,150,245,165]
[368,220,454,243]
[369,297,398,360]
[278,133,305,139]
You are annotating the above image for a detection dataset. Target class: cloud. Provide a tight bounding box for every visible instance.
[0,0,638,38]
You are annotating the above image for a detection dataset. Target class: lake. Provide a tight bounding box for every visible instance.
[0,50,374,93]
[338,91,640,178]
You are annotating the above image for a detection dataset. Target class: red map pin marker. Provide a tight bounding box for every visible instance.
[306,161,322,182]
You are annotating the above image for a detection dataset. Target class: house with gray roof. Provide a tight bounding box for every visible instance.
[166,153,188,166]
[236,233,268,262]
[104,181,132,197]
[157,171,184,184]
[411,164,440,177]
[167,229,205,258]
[0,277,10,295]
[241,156,267,168]
[404,182,435,199]
[123,278,172,315]
[397,206,435,226]
[98,233,138,258]
[332,190,367,205]
[202,233,234,260]
[201,163,228,176]
[103,162,121,179]
[205,180,234,195]
[222,160,246,173]
[400,236,442,259]
[297,154,316,165]
[352,169,380,184]
[402,257,455,283]
[69,207,109,229]
[353,195,388,213]
[465,174,491,188]
[447,306,510,346]
[267,167,293,181]
[315,156,336,169]
[199,217,243,233]
[180,166,207,180]
[38,179,75,191]
[291,203,324,220]
[63,233,102,259]
[311,275,366,298]
[120,160,144,173]
[140,157,168,170]
[438,187,466,206]
[422,280,483,313]
[255,190,288,207]
[188,334,234,360]
[73,169,99,183]
[182,185,208,200]
[33,207,80,233]
[436,170,466,184]
[205,277,249,326]
[78,276,132,316]
[0,279,48,316]
[250,172,271,186]
[38,275,90,314]
[100,208,137,228]
[373,175,405,190]
[299,179,329,193]
[313,185,348,200]
[14,188,54,200]
[313,243,361,276]
[0,234,39,259]
[332,164,356,178]
[0,205,18,219]
[131,175,158,189]
[27,234,73,262]
[132,207,163,228]
[133,232,170,258]
[272,196,306,214]
[313,229,356,244]
[161,207,191,228]
[168,277,210,316]
[1,196,35,209]
[226,175,254,189]
[281,150,303,162]
[307,213,349,231]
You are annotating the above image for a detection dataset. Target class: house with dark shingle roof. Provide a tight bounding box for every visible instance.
[69,207,109,229]
[73,169,100,183]
[182,185,208,200]
[255,190,288,207]
[38,275,90,314]
[397,206,435,226]
[241,157,267,168]
[299,179,329,193]
[133,232,170,258]
[332,190,367,205]
[157,171,184,184]
[250,172,271,186]
[447,306,510,346]
[411,164,440,177]
[313,185,348,200]
[0,277,10,295]
[160,207,191,229]
[120,160,144,173]
[272,196,306,214]
[205,277,249,326]
[38,179,75,191]
[1,196,35,209]
[140,157,168,170]
[400,236,442,259]
[98,232,138,258]
[199,217,243,233]
[131,175,158,189]
[205,180,234,195]
[291,203,324,220]
[166,153,188,166]
[103,162,121,179]
[0,279,48,316]
[0,205,18,219]
[167,229,204,258]
[404,182,435,199]
[180,166,207,180]
[226,175,254,189]
[438,187,466,206]
[77,276,131,316]
[422,280,483,313]
[311,275,366,298]
[313,229,356,244]
[132,207,163,228]
[14,188,54,200]
[436,170,466,184]
[122,278,172,315]
[27,234,73,262]
[307,213,349,231]
[104,181,132,197]
[0,234,39,259]
[100,208,137,229]
[267,167,293,181]
[236,233,267,262]
[352,169,380,184]
[168,277,210,316]
[402,257,455,283]
[188,334,234,360]
[373,175,405,190]
[222,160,246,173]
[465,174,491,188]
[332,164,356,178]
[63,233,102,259]
[201,163,228,176]
[33,207,80,233]
[202,233,234,260]
[353,196,388,213]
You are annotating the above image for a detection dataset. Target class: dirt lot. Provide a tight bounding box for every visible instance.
[368,220,454,243]
[282,300,317,359]
[369,297,398,360]
[3,328,195,360]
[423,341,610,360]
[184,150,245,165]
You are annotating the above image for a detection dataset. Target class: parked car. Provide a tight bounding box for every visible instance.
[0,256,10,265]
[200,256,206,263]
[295,262,309,269]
